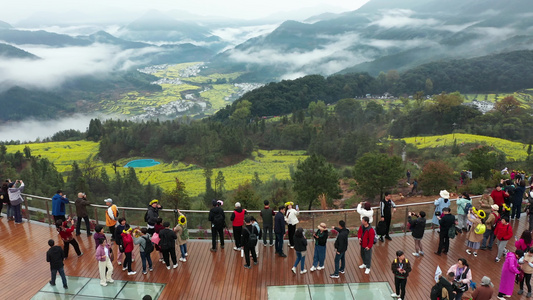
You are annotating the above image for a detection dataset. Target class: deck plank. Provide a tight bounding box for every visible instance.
[0,218,527,300]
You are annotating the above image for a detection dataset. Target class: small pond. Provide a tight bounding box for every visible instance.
[124,159,161,168]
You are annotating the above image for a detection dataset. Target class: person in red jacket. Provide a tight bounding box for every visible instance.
[121,227,136,275]
[231,202,246,251]
[490,185,506,214]
[56,219,83,258]
[494,216,513,262]
[357,216,375,275]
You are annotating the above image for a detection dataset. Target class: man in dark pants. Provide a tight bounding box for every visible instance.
[159,222,178,269]
[330,220,349,278]
[274,206,287,257]
[434,207,456,255]
[260,200,275,246]
[46,239,68,289]
[208,200,225,251]
[75,192,91,236]
[242,216,259,269]
[52,190,69,225]
[380,192,396,241]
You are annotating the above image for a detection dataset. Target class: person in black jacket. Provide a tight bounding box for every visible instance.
[242,216,259,269]
[208,200,225,252]
[310,223,328,271]
[391,250,412,300]
[158,222,178,269]
[292,228,308,274]
[75,192,91,236]
[435,207,456,255]
[380,192,397,241]
[46,239,68,289]
[330,220,349,279]
[146,199,163,235]
[274,206,287,257]
[408,211,426,257]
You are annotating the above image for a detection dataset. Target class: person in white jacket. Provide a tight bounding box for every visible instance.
[357,202,374,224]
[285,203,299,248]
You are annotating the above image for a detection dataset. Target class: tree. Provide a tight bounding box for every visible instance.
[23,146,31,159]
[230,100,252,122]
[465,146,506,180]
[352,152,404,200]
[425,78,433,95]
[292,154,342,210]
[252,172,262,187]
[164,178,190,210]
[419,160,455,196]
[214,171,226,199]
[494,95,521,115]
[232,181,261,209]
[451,139,460,155]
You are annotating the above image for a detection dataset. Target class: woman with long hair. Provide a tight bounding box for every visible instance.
[291,228,307,275]
[447,258,472,300]
[516,230,533,252]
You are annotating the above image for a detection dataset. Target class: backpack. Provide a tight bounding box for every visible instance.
[448,225,456,239]
[180,226,189,241]
[376,220,387,236]
[463,202,472,215]
[244,227,258,247]
[144,211,149,222]
[213,213,225,227]
[430,281,443,300]
[474,223,486,235]
[142,236,154,254]
[491,213,501,231]
[253,222,262,240]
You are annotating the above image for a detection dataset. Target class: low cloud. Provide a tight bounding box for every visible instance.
[0,43,159,90]
[0,114,103,142]
[211,24,279,45]
[370,9,439,29]
[227,32,371,77]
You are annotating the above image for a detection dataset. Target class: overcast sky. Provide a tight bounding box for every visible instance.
[0,0,370,24]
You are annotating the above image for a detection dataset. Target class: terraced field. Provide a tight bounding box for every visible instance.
[6,142,307,195]
[402,133,529,161]
[99,62,245,118]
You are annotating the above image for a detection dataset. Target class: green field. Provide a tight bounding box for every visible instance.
[6,142,307,195]
[402,133,529,161]
[463,92,533,107]
[99,63,244,117]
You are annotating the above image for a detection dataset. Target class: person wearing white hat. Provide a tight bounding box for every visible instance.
[432,190,451,226]
[104,198,118,241]
[472,276,494,300]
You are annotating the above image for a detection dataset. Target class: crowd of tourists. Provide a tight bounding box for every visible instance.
[5,176,533,300]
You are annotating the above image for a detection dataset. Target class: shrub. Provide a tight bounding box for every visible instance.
[419,160,455,196]
[457,178,488,195]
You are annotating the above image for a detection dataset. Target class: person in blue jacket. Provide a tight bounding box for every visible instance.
[52,190,69,225]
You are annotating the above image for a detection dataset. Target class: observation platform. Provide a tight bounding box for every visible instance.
[0,214,527,300]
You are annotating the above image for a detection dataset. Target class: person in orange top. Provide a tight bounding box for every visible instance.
[105,198,118,241]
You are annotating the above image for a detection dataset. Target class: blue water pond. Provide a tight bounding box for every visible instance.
[124,159,161,168]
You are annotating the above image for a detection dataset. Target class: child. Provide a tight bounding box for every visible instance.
[250,216,262,257]
[391,250,411,300]
[115,218,135,265]
[291,228,307,274]
[133,228,153,274]
[174,211,189,262]
[95,237,114,286]
[376,216,387,242]
[46,239,68,289]
[154,217,165,263]
[121,227,136,275]
[56,219,83,258]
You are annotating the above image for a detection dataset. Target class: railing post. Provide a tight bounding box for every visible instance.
[95,207,99,225]
[24,195,30,221]
[45,198,51,225]
[404,206,408,234]
[312,212,315,231]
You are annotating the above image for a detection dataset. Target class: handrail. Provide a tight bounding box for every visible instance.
[22,193,481,214]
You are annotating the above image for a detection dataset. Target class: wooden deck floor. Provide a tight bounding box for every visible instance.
[0,217,529,300]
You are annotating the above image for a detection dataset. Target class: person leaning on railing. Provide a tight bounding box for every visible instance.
[7,179,25,224]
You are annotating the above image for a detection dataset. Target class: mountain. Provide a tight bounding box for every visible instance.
[0,20,11,29]
[79,31,151,49]
[0,43,39,59]
[0,29,91,47]
[207,0,533,82]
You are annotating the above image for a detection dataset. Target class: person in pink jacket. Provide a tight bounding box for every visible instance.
[95,238,114,286]
[447,258,472,300]
[515,230,533,252]
[497,249,523,299]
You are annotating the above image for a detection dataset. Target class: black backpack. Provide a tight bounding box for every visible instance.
[430,281,443,300]
[144,211,149,222]
[213,213,225,227]
[143,236,154,254]
[244,227,258,247]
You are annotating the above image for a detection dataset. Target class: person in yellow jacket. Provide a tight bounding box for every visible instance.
[105,198,118,241]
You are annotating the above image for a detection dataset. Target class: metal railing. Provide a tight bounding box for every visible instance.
[18,193,490,238]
